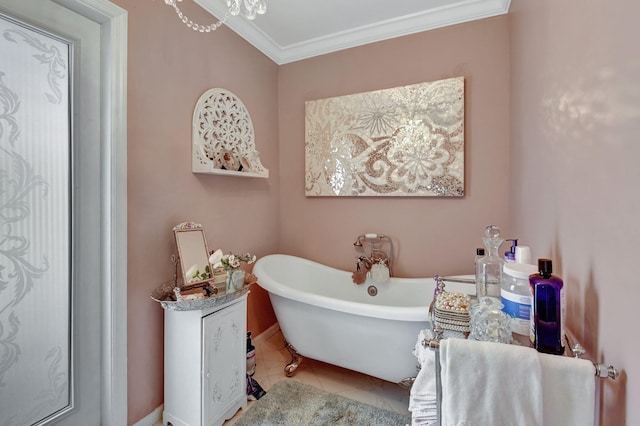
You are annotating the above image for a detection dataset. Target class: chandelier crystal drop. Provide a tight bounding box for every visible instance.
[164,0,266,33]
[227,0,267,20]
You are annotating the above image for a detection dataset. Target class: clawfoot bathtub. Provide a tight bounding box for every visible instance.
[253,254,446,384]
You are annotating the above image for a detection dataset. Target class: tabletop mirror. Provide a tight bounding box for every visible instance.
[173,222,212,288]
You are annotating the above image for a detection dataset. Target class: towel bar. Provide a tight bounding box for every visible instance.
[416,274,619,426]
[422,334,616,426]
[426,274,619,380]
[423,336,619,379]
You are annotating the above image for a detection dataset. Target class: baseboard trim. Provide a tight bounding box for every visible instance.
[133,403,163,426]
[252,322,280,345]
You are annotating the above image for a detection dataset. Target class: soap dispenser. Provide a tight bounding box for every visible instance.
[504,239,518,263]
[475,225,505,303]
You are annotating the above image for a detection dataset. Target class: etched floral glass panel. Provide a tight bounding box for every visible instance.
[305,77,464,197]
[0,15,71,424]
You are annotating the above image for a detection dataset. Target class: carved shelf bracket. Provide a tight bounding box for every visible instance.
[192,88,269,178]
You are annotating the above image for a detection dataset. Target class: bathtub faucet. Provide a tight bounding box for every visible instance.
[352,234,394,283]
[352,256,371,284]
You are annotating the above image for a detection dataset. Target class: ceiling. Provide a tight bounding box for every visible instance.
[193,0,511,65]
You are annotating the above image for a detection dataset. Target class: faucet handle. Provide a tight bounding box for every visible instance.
[352,261,367,285]
[358,256,372,270]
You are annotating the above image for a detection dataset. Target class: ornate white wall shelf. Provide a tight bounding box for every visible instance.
[192,88,269,178]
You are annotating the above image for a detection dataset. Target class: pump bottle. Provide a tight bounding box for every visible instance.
[504,239,518,263]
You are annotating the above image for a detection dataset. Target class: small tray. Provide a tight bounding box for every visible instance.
[151,283,250,311]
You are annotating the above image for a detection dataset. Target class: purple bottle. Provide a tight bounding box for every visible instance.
[529,258,565,355]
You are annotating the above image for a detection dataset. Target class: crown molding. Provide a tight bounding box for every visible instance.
[195,0,511,65]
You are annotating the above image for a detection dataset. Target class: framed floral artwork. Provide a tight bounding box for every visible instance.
[305,77,464,197]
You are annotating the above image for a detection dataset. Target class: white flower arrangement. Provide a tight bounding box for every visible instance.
[209,249,257,270]
[185,264,211,283]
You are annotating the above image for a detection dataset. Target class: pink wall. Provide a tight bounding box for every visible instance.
[509,0,639,423]
[112,1,279,423]
[278,16,511,278]
[114,0,639,422]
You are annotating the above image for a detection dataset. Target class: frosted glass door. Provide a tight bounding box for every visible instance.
[0,13,72,425]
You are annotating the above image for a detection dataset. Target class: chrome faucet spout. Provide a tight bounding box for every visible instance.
[352,233,394,277]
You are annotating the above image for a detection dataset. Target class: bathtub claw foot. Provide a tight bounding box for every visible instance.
[284,340,302,377]
[398,377,415,390]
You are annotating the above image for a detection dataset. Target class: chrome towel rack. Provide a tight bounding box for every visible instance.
[426,275,620,380]
[423,335,619,380]
[421,274,620,426]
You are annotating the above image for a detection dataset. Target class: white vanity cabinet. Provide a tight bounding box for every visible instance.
[163,294,248,426]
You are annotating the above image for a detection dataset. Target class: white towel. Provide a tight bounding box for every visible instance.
[410,330,437,425]
[440,338,543,426]
[409,329,472,426]
[440,339,596,426]
[539,352,595,426]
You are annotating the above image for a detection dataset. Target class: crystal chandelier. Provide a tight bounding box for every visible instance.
[164,0,267,33]
[227,0,267,20]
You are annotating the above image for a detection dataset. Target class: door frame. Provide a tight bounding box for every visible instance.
[51,0,128,424]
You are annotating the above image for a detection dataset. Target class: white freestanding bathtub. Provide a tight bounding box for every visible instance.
[253,254,450,384]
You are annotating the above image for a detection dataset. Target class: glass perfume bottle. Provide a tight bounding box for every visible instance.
[475,225,505,304]
[470,297,512,344]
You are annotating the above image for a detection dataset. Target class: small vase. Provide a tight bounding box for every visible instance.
[226,269,245,294]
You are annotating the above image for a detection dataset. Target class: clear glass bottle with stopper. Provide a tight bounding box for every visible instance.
[475,225,505,304]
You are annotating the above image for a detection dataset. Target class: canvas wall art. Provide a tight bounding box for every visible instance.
[305,77,464,197]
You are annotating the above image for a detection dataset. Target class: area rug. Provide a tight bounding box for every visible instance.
[233,380,410,426]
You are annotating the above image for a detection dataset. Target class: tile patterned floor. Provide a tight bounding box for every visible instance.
[225,328,411,424]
